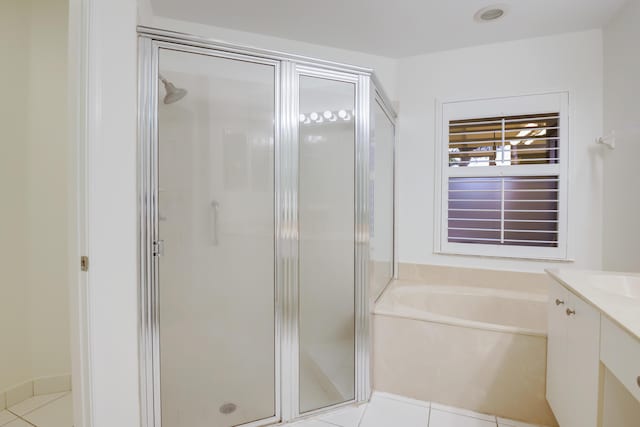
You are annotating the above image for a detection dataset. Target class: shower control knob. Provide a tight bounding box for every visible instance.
[637,376,640,388]
[566,308,576,316]
[555,299,565,306]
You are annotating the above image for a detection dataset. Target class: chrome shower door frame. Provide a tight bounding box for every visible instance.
[371,81,399,285]
[138,28,378,427]
[291,65,371,420]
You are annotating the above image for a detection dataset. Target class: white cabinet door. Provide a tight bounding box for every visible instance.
[547,279,569,425]
[565,293,600,427]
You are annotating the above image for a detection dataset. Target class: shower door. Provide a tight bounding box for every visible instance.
[146,45,279,427]
[140,32,380,427]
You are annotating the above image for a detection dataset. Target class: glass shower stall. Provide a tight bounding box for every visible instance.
[138,27,396,427]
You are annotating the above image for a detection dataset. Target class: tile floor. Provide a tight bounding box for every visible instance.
[0,390,545,427]
[0,391,73,427]
[290,392,547,427]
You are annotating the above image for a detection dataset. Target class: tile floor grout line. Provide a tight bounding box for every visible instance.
[355,402,369,427]
[9,392,70,419]
[0,415,19,427]
[15,415,38,427]
[426,405,431,427]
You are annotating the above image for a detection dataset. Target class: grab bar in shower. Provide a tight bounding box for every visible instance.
[211,200,220,246]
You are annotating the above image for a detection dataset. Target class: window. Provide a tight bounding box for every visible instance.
[436,93,569,260]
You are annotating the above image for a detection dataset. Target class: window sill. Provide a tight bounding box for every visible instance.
[434,249,575,263]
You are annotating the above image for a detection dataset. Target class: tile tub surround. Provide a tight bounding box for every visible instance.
[372,278,557,427]
[373,315,556,426]
[1,374,71,411]
[289,392,549,426]
[398,263,548,294]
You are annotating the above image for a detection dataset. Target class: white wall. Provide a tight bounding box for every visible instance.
[139,14,399,102]
[26,0,71,382]
[0,0,32,392]
[602,0,640,272]
[397,30,604,273]
[0,0,70,392]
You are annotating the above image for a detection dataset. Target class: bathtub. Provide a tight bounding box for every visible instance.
[373,280,557,426]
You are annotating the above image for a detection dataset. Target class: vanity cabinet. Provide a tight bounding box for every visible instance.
[601,316,640,403]
[546,279,600,427]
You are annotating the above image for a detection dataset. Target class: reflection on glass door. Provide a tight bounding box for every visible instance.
[298,75,356,413]
[156,48,276,427]
[370,100,395,299]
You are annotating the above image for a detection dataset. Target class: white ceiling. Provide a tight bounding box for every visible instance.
[148,0,627,58]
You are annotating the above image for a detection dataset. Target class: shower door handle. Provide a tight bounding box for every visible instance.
[211,200,220,246]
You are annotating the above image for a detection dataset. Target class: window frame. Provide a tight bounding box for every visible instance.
[434,92,570,260]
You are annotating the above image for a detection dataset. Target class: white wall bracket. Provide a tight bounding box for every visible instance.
[597,131,616,149]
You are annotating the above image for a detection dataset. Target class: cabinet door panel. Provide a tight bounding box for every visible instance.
[566,294,600,427]
[546,279,568,425]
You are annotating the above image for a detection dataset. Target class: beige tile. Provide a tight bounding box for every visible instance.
[5,382,32,408]
[0,392,5,411]
[373,315,557,426]
[431,402,496,422]
[0,410,17,426]
[8,392,67,416]
[3,419,31,427]
[429,409,497,427]
[397,263,548,294]
[33,375,71,395]
[22,393,73,427]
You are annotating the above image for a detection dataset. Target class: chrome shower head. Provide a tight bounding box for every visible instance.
[159,75,187,105]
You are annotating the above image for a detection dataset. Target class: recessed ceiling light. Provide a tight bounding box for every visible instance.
[474,5,507,22]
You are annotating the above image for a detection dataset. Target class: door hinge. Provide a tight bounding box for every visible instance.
[153,240,165,257]
[80,256,89,272]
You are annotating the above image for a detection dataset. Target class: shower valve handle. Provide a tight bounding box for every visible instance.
[555,299,564,306]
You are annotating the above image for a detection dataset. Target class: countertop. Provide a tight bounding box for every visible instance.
[546,269,640,342]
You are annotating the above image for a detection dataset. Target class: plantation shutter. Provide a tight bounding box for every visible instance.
[446,114,561,248]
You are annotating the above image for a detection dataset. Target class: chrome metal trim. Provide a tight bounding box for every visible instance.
[138,26,373,76]
[151,39,162,427]
[296,65,360,84]
[293,399,358,421]
[273,59,284,426]
[371,73,397,119]
[138,35,155,427]
[355,75,372,402]
[279,60,300,423]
